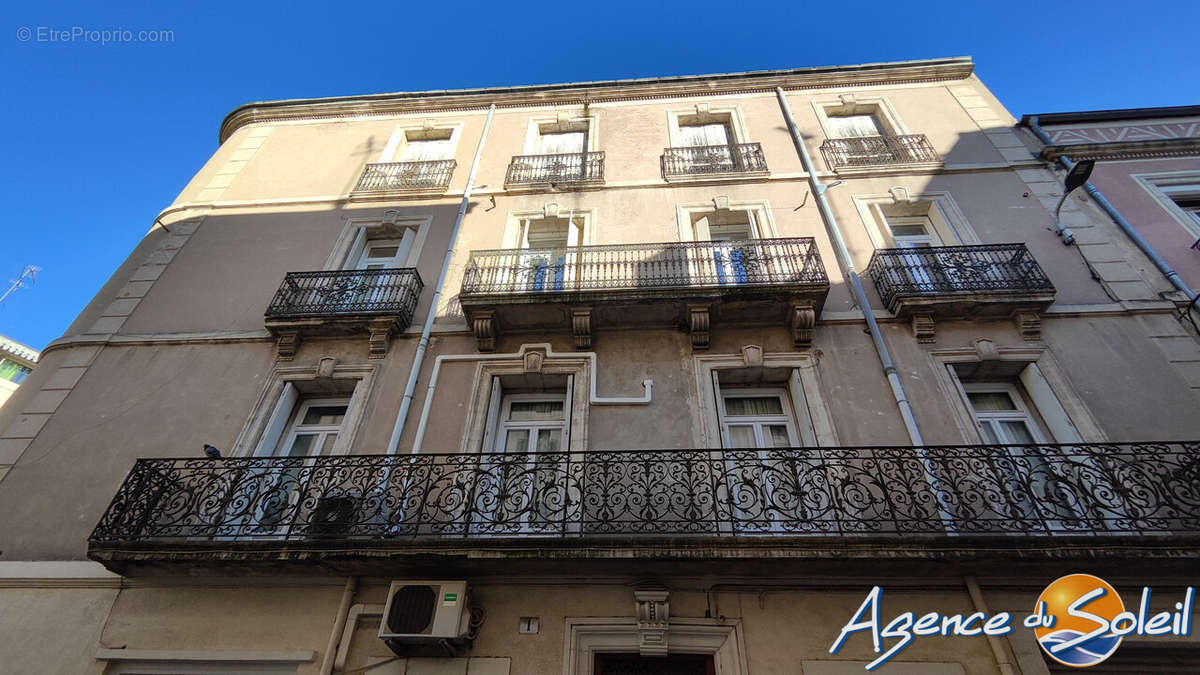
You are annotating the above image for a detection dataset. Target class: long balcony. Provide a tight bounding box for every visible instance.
[458,237,829,350]
[505,151,604,187]
[353,160,456,193]
[820,134,939,170]
[660,143,768,180]
[88,442,1200,570]
[263,268,423,359]
[867,243,1056,342]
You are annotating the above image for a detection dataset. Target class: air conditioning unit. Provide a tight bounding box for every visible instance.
[379,581,471,647]
[305,495,359,538]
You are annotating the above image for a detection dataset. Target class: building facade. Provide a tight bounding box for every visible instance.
[1020,105,1200,292]
[0,334,38,410]
[0,58,1197,674]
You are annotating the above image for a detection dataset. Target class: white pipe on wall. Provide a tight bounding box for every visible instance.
[410,343,652,454]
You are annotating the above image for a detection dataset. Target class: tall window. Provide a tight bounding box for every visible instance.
[964,383,1047,444]
[679,120,732,148]
[718,388,799,449]
[886,216,941,248]
[397,129,454,162]
[537,129,587,155]
[497,393,568,453]
[0,359,32,384]
[276,398,350,457]
[828,113,884,138]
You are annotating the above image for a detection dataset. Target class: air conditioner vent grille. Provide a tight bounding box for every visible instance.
[387,584,436,635]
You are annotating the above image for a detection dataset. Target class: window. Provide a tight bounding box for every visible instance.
[718,389,799,449]
[828,113,884,138]
[1132,173,1200,239]
[885,216,941,248]
[497,393,568,453]
[537,129,586,155]
[1172,194,1200,230]
[0,359,31,384]
[397,128,454,162]
[679,120,733,148]
[275,398,350,457]
[963,383,1047,444]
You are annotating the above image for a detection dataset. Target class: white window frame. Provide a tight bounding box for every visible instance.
[378,121,463,164]
[665,104,751,148]
[811,95,909,140]
[675,199,777,243]
[853,191,981,250]
[962,382,1048,445]
[521,115,599,155]
[717,387,800,449]
[323,215,431,271]
[495,391,570,454]
[274,397,351,458]
[1132,171,1200,239]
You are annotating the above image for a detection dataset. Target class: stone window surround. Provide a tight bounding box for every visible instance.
[1131,170,1200,239]
[563,617,747,675]
[322,214,433,271]
[521,113,600,154]
[499,204,599,249]
[377,120,464,163]
[231,361,378,457]
[674,197,778,243]
[851,190,980,250]
[458,353,592,454]
[927,341,1106,444]
[810,93,910,140]
[97,649,311,674]
[664,102,753,147]
[693,349,839,449]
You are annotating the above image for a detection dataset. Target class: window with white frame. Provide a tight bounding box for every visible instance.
[398,128,454,162]
[274,398,350,457]
[963,383,1047,445]
[1133,173,1200,239]
[679,118,734,148]
[0,358,32,384]
[718,388,799,449]
[1171,193,1200,230]
[885,215,942,248]
[828,113,885,138]
[497,393,568,453]
[527,118,591,155]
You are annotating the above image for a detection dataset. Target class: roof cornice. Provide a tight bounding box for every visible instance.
[1040,138,1200,162]
[1021,105,1200,126]
[218,57,974,143]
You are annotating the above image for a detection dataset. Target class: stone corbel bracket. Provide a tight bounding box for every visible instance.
[571,306,593,349]
[634,587,670,657]
[687,303,711,349]
[471,310,497,352]
[789,300,816,349]
[366,319,397,359]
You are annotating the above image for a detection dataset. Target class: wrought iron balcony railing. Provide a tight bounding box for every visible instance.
[661,143,768,178]
[505,151,604,186]
[867,243,1054,310]
[265,268,424,324]
[460,237,827,298]
[353,160,456,192]
[89,443,1200,546]
[820,134,939,169]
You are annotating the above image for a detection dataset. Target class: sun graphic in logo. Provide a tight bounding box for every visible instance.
[1035,574,1125,668]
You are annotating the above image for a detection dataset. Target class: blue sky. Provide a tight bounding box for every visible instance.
[2,1,1197,350]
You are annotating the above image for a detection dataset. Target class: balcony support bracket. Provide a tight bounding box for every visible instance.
[367,319,396,359]
[912,312,937,344]
[472,310,497,352]
[275,329,301,361]
[789,301,816,349]
[571,306,593,349]
[634,586,670,657]
[1014,310,1043,342]
[687,303,711,350]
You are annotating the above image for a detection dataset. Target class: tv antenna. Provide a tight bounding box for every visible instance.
[0,265,40,306]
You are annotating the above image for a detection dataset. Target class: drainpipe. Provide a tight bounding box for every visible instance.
[386,104,497,454]
[774,88,924,446]
[964,576,1018,675]
[1026,116,1196,301]
[319,576,358,675]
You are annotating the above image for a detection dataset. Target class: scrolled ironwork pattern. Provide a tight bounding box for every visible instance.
[265,268,424,325]
[90,443,1200,545]
[867,243,1054,309]
[819,134,939,169]
[505,152,604,186]
[353,160,457,192]
[661,143,768,178]
[460,237,827,297]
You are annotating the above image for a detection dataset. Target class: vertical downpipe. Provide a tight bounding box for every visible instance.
[386,104,496,455]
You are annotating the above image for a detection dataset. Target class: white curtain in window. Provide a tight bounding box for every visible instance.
[399,138,452,162]
[538,131,585,154]
[680,123,730,147]
[829,114,883,138]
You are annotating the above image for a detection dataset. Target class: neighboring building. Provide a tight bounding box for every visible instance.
[0,58,1198,675]
[1019,105,1200,291]
[0,334,37,409]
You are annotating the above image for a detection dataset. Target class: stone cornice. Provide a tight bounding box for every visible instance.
[218,58,974,143]
[1040,138,1200,161]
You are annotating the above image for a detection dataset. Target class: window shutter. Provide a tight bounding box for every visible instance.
[563,375,574,452]
[481,377,503,453]
[1019,364,1083,443]
[254,382,299,457]
[711,370,725,448]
